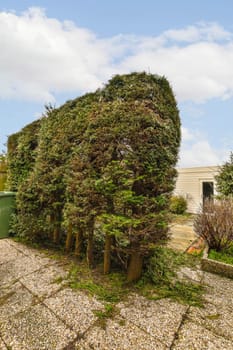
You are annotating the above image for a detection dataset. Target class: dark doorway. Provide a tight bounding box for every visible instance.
[202,181,214,204]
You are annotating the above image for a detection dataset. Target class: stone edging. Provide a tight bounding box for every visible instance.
[201,246,233,279]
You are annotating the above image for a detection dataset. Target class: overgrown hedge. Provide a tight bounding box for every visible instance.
[0,155,7,191]
[8,72,181,281]
[6,119,42,191]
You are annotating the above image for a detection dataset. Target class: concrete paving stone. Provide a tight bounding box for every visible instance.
[44,288,104,333]
[0,262,18,288]
[0,303,76,350]
[203,272,233,306]
[0,282,39,322]
[75,317,168,350]
[204,288,233,308]
[188,302,233,341]
[117,294,188,347]
[0,338,7,350]
[20,264,67,298]
[5,255,44,281]
[168,224,197,251]
[203,272,233,293]
[172,320,233,350]
[6,239,42,256]
[2,238,233,349]
[6,240,59,266]
[0,240,23,264]
[177,266,203,283]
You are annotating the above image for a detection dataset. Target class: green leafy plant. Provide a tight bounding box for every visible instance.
[216,152,233,197]
[8,72,181,282]
[93,304,115,319]
[169,195,187,215]
[139,247,203,306]
[208,245,233,265]
[0,154,7,191]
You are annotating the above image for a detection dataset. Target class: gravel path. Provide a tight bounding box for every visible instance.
[0,238,233,349]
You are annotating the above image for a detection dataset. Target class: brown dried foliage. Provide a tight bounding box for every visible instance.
[194,199,233,251]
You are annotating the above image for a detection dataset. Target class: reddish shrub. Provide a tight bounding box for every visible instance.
[194,199,233,251]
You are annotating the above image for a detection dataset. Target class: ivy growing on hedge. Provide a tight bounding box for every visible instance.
[8,72,181,281]
[0,155,7,191]
[6,119,42,191]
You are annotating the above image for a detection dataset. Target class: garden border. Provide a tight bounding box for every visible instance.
[201,246,233,279]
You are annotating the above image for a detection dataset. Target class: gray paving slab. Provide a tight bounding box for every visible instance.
[1,238,233,350]
[75,317,168,350]
[0,240,23,264]
[0,338,7,350]
[6,239,58,266]
[5,255,43,280]
[44,288,104,333]
[177,266,203,283]
[188,302,233,342]
[203,272,233,307]
[20,264,67,298]
[0,261,18,288]
[0,303,76,350]
[117,294,188,347]
[0,281,39,322]
[172,320,233,350]
[168,224,197,251]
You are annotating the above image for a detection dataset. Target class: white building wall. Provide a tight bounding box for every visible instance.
[174,166,219,213]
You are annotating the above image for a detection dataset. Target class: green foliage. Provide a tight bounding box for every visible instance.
[9,72,181,280]
[169,195,187,214]
[208,245,233,265]
[140,247,203,306]
[94,304,114,318]
[67,246,203,307]
[67,264,127,303]
[6,119,41,191]
[145,246,199,284]
[0,155,7,191]
[13,94,98,240]
[216,152,233,197]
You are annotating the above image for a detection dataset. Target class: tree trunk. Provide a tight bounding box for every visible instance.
[104,235,112,274]
[50,212,61,244]
[65,223,73,252]
[86,218,94,267]
[49,214,55,241]
[74,230,83,258]
[127,251,143,282]
[87,234,94,267]
[53,225,60,244]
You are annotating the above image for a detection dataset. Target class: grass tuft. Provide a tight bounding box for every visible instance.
[208,247,233,266]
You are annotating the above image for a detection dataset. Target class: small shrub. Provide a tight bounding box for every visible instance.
[169,195,187,215]
[194,199,233,251]
[215,152,233,197]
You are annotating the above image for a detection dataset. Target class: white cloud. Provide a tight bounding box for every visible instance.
[181,127,195,142]
[0,7,111,102]
[163,22,232,43]
[178,127,229,167]
[120,42,233,102]
[0,8,233,104]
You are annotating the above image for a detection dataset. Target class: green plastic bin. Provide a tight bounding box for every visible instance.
[0,192,16,238]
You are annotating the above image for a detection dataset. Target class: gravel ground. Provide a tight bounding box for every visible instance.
[1,238,233,350]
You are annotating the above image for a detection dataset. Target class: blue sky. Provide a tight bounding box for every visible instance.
[1,0,233,167]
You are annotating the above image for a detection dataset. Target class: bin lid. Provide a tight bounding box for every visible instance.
[0,191,16,197]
